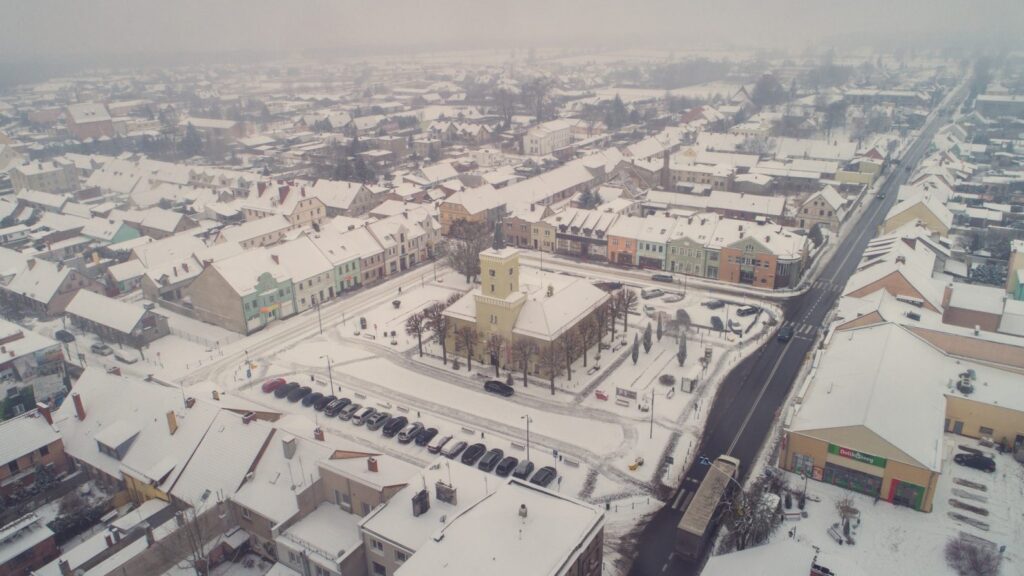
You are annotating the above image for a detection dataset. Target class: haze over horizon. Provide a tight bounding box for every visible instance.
[2,0,1022,66]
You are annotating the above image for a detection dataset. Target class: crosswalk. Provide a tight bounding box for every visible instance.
[782,321,819,337]
[811,279,843,293]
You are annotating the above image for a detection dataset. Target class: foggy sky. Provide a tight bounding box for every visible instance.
[1,0,1021,63]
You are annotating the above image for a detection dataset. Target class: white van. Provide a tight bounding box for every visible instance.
[427,434,452,454]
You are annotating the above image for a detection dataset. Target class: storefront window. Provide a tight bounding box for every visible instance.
[792,453,814,477]
[823,463,882,497]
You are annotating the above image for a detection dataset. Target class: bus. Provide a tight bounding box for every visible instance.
[675,455,741,561]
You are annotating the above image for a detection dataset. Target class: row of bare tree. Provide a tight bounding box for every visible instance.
[404,288,641,394]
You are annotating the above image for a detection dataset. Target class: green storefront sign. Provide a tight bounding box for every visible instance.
[828,444,886,468]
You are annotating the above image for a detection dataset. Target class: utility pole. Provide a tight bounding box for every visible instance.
[315,298,323,335]
[321,355,335,396]
[649,390,655,439]
[522,414,532,462]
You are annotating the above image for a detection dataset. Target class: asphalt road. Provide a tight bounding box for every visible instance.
[628,84,968,576]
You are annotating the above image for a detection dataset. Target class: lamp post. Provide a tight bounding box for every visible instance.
[314,297,323,335]
[521,414,533,462]
[320,355,335,396]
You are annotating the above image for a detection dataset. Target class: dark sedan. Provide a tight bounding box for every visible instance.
[460,443,487,465]
[382,416,409,437]
[415,427,439,447]
[314,395,336,411]
[274,382,299,399]
[323,397,351,417]
[301,391,324,407]
[477,448,504,472]
[530,466,557,487]
[495,456,519,477]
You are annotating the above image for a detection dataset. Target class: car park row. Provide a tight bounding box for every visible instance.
[260,377,557,486]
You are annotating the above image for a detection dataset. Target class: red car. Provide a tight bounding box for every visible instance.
[261,378,286,393]
[595,390,609,401]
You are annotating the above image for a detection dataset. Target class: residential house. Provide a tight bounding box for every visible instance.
[185,249,297,334]
[545,207,618,261]
[309,180,378,217]
[64,290,170,348]
[798,185,847,230]
[438,185,505,235]
[268,236,335,312]
[0,258,104,318]
[0,319,65,413]
[65,103,115,140]
[0,408,69,499]
[10,160,79,193]
[881,192,953,237]
[215,215,294,249]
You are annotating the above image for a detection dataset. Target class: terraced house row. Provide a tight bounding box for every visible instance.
[530,207,811,289]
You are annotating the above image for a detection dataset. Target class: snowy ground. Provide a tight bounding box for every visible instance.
[740,437,1024,576]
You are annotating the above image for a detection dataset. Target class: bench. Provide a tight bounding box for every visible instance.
[461,427,476,435]
[510,442,525,451]
[354,392,367,400]
[586,365,600,375]
[615,399,631,407]
[563,458,580,468]
[828,525,844,545]
[395,405,410,413]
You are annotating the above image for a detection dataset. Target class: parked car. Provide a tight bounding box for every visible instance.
[512,460,535,480]
[777,325,794,343]
[415,427,439,446]
[478,448,504,472]
[593,281,623,292]
[91,342,113,356]
[643,304,656,317]
[651,273,674,283]
[484,380,514,397]
[640,288,664,299]
[302,392,324,408]
[338,402,362,421]
[353,407,376,426]
[427,434,452,454]
[495,456,519,477]
[382,416,409,437]
[261,378,286,394]
[530,466,558,487]
[595,390,609,401]
[662,293,683,303]
[703,299,725,309]
[54,330,75,343]
[442,440,468,459]
[460,443,487,465]
[288,386,313,403]
[736,305,759,317]
[324,397,351,417]
[366,411,390,431]
[398,422,425,444]
[275,382,299,399]
[114,349,139,364]
[710,316,724,331]
[314,395,336,411]
[954,453,996,472]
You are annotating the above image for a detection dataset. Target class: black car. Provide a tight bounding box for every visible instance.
[398,422,424,444]
[954,453,996,472]
[382,416,409,437]
[287,385,312,402]
[338,402,362,421]
[366,411,390,431]
[530,466,557,487]
[323,397,351,417]
[651,273,674,283]
[302,391,324,407]
[478,448,504,472]
[512,460,535,480]
[710,316,724,331]
[777,325,794,343]
[703,300,725,310]
[443,440,468,459]
[735,305,759,317]
[461,443,487,465]
[415,427,439,447]
[274,382,299,399]
[54,330,76,343]
[495,456,519,477]
[314,395,336,411]
[484,380,514,397]
[593,281,624,292]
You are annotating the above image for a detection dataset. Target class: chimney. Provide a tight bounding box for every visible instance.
[242,411,256,424]
[530,203,536,212]
[173,266,178,277]
[182,262,189,273]
[313,427,324,441]
[282,435,297,460]
[185,397,195,409]
[36,402,52,425]
[104,533,114,547]
[72,392,85,421]
[166,410,178,435]
[58,559,72,576]
[519,504,528,519]
[367,456,379,472]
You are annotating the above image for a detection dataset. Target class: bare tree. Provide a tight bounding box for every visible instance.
[594,302,609,346]
[156,503,226,576]
[608,296,621,342]
[485,333,506,377]
[946,534,1003,576]
[405,312,426,357]
[618,289,639,333]
[718,474,783,553]
[577,317,598,367]
[446,219,493,283]
[677,337,687,367]
[510,338,536,387]
[537,341,561,395]
[561,330,579,380]
[423,303,451,365]
[455,325,478,372]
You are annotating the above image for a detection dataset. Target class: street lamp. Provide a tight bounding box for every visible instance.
[521,414,533,462]
[320,355,335,396]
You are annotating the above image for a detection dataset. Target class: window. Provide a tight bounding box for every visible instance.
[337,490,351,510]
[239,506,251,520]
[289,551,300,564]
[489,269,495,277]
[371,539,384,553]
[395,550,408,563]
[372,562,387,576]
[8,461,18,474]
[490,314,498,324]
[315,565,331,576]
[362,502,372,515]
[39,446,49,457]
[979,426,994,436]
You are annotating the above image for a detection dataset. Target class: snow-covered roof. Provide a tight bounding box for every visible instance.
[5,259,74,305]
[392,479,603,576]
[267,236,333,283]
[702,539,817,576]
[217,215,292,245]
[233,433,333,525]
[0,411,60,466]
[512,277,609,342]
[131,233,205,267]
[65,290,152,334]
[307,179,367,211]
[946,283,1005,316]
[107,259,146,282]
[790,323,947,471]
[277,503,362,567]
[66,103,111,125]
[885,192,954,231]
